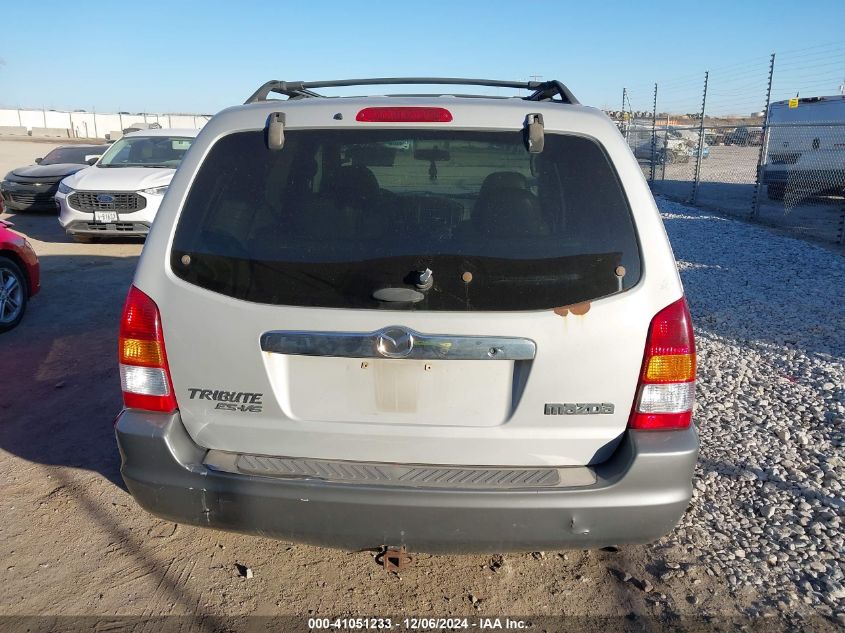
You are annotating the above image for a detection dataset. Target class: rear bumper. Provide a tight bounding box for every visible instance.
[115,411,698,553]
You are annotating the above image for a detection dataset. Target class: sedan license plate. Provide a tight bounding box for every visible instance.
[94,211,118,223]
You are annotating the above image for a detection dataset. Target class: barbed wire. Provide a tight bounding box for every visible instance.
[625,44,844,120]
[776,39,844,55]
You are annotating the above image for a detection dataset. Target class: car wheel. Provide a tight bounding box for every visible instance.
[0,256,28,333]
[767,185,786,201]
[662,150,676,165]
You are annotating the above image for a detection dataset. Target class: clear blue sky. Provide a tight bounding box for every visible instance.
[2,0,843,116]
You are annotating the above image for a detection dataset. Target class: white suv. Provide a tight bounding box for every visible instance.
[56,128,199,241]
[115,78,698,554]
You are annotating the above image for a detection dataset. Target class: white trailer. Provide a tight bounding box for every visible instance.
[762,95,845,200]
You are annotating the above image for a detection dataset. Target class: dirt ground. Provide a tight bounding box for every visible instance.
[0,139,837,633]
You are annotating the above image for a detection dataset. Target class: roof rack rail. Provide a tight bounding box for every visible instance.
[245,77,579,105]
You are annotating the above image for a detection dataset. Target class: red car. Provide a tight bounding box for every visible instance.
[0,214,40,332]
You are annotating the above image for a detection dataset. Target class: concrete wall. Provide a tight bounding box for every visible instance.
[0,108,212,139]
[30,127,71,138]
[0,126,28,137]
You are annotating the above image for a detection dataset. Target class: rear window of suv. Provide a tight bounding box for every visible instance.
[171,129,640,311]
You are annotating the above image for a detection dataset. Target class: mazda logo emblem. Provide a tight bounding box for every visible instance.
[376,326,414,358]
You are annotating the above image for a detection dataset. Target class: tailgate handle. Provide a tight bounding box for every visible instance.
[260,327,536,361]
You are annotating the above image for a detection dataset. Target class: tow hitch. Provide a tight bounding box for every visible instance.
[377,546,412,572]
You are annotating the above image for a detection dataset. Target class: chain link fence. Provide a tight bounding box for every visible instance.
[757,121,845,243]
[614,45,845,248]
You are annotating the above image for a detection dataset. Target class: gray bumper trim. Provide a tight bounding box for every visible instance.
[116,411,698,553]
[205,451,596,489]
[65,220,150,236]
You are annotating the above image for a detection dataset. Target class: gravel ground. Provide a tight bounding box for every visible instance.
[660,197,845,624]
[0,165,842,630]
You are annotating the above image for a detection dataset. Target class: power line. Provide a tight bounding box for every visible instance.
[775,55,845,72]
[774,42,845,60]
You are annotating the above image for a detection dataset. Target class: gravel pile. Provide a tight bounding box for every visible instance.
[656,198,845,623]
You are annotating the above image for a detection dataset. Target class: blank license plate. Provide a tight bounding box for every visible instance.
[94,211,118,223]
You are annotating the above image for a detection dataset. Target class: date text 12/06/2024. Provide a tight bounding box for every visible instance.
[306,617,529,630]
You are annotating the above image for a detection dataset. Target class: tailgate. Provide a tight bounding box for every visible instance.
[141,100,683,467]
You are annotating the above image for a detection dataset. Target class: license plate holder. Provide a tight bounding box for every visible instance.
[94,211,118,223]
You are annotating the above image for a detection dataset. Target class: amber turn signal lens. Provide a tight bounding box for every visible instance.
[643,354,696,383]
[120,337,163,366]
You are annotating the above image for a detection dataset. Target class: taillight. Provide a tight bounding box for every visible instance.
[629,297,696,430]
[356,107,453,123]
[118,286,177,413]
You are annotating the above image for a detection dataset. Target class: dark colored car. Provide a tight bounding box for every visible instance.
[0,218,40,332]
[724,127,763,147]
[0,144,109,211]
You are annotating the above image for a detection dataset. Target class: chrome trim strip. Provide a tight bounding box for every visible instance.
[260,326,536,360]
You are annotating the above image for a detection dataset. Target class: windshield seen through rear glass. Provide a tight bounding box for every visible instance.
[41,146,107,165]
[98,136,193,168]
[171,129,640,311]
